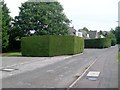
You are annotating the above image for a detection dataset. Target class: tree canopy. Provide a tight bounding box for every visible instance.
[11,1,70,40]
[106,32,116,39]
[110,27,120,44]
[1,0,11,52]
[114,27,120,44]
[82,27,89,32]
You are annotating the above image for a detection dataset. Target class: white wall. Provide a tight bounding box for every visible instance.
[76,31,82,37]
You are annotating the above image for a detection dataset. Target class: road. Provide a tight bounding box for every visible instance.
[2,46,118,88]
[72,46,118,88]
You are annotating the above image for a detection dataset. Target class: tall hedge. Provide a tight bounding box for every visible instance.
[111,39,117,46]
[84,38,111,48]
[21,35,84,57]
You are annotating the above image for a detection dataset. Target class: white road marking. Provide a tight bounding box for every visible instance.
[67,59,97,89]
[87,71,100,77]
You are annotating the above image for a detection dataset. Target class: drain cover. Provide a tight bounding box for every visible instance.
[1,68,18,72]
[87,71,100,81]
[88,77,98,81]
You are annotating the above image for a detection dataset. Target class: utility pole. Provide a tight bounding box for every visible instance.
[118,1,120,27]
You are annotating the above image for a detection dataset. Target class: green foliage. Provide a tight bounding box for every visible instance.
[106,32,116,46]
[11,1,70,41]
[21,36,50,56]
[2,52,21,57]
[0,32,1,53]
[49,36,84,56]
[74,36,84,54]
[106,32,116,39]
[114,27,120,44]
[84,38,111,48]
[82,27,89,32]
[0,5,1,52]
[110,27,120,44]
[111,39,117,46]
[21,36,84,57]
[1,1,11,52]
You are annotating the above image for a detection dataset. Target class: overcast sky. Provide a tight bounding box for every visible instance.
[4,0,120,31]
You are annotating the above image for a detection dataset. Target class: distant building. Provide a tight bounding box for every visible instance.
[78,29,89,38]
[88,31,99,39]
[76,31,82,37]
[68,27,105,39]
[68,27,83,37]
[68,27,76,36]
[99,35,105,38]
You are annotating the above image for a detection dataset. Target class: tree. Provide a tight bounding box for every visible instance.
[99,30,104,35]
[106,31,117,46]
[1,1,11,52]
[110,28,115,34]
[82,27,89,32]
[11,0,70,41]
[114,27,120,44]
[106,32,116,39]
[0,3,2,52]
[110,27,120,44]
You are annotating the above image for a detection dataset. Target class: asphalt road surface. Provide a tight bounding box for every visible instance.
[2,46,118,88]
[72,46,118,88]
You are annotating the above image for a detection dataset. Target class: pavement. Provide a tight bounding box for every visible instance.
[1,56,72,79]
[1,56,72,69]
[1,46,118,88]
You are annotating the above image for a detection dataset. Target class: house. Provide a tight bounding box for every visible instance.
[68,27,104,39]
[99,34,105,38]
[100,31,109,36]
[68,27,76,36]
[69,27,86,37]
[76,31,82,37]
[78,29,89,38]
[88,31,99,39]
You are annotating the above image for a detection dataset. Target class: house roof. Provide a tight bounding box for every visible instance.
[88,31,98,38]
[78,29,88,38]
[69,27,76,35]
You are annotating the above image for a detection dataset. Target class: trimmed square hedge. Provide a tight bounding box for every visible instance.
[84,38,111,48]
[21,35,84,57]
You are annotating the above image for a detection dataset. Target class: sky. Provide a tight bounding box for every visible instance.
[4,0,120,31]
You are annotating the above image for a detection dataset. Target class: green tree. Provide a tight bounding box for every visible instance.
[0,6,2,52]
[11,0,70,40]
[106,32,117,46]
[114,27,120,44]
[110,28,115,34]
[1,1,11,52]
[106,32,116,39]
[82,27,89,32]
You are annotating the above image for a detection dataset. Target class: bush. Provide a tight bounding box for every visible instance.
[84,38,111,48]
[111,39,117,46]
[9,40,21,51]
[21,35,84,57]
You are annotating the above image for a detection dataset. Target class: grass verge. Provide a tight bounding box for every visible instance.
[118,52,120,63]
[2,52,22,57]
